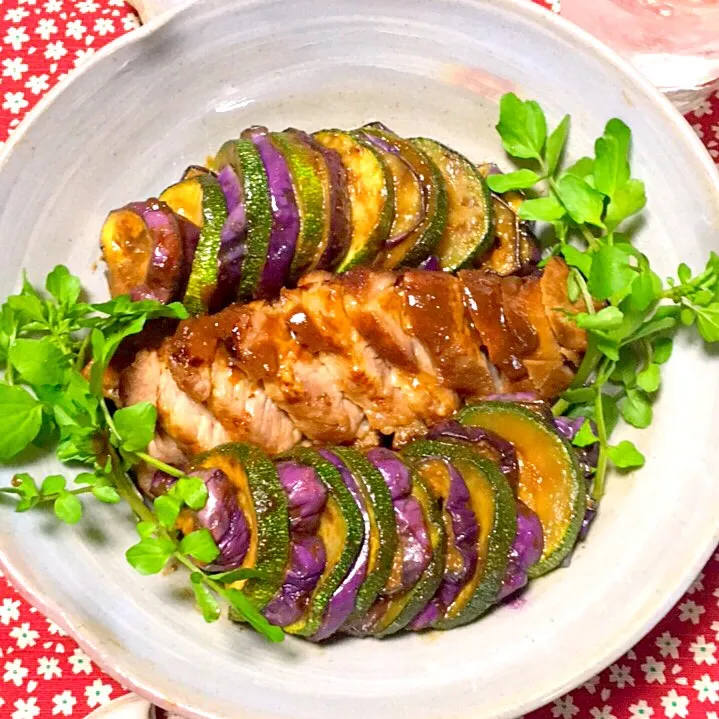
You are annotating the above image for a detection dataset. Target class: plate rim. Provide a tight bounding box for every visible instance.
[0,0,718,718]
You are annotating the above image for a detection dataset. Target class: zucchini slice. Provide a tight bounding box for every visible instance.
[161,174,228,315]
[313,129,393,271]
[412,138,493,271]
[330,447,397,623]
[213,139,273,301]
[192,443,289,610]
[269,132,327,282]
[371,471,446,637]
[360,124,447,269]
[281,447,364,638]
[457,401,585,577]
[403,440,515,629]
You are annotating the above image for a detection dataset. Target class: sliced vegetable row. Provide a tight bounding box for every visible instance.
[101,125,539,314]
[147,401,587,640]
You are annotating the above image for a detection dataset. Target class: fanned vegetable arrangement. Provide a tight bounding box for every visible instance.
[1,94,718,644]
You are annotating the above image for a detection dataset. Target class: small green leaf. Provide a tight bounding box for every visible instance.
[92,486,121,504]
[560,386,597,404]
[560,245,592,277]
[518,196,566,222]
[0,384,44,460]
[636,364,661,393]
[125,537,175,575]
[46,265,82,309]
[7,294,45,324]
[53,492,83,524]
[486,169,541,193]
[555,174,606,227]
[180,529,220,564]
[605,179,646,230]
[113,402,157,452]
[172,476,208,511]
[629,270,661,312]
[596,333,620,362]
[607,440,645,469]
[573,420,598,447]
[41,474,66,496]
[8,337,69,387]
[680,307,696,326]
[603,118,631,160]
[224,588,284,643]
[694,303,719,342]
[565,156,594,180]
[692,289,714,307]
[567,272,580,303]
[677,263,692,283]
[574,306,624,331]
[496,93,546,160]
[210,567,267,584]
[191,581,221,623]
[154,495,182,530]
[190,571,204,585]
[588,244,636,302]
[652,337,673,365]
[135,521,156,539]
[593,135,629,199]
[620,388,653,429]
[545,115,570,175]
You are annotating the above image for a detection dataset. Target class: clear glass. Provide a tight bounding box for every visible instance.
[562,0,719,113]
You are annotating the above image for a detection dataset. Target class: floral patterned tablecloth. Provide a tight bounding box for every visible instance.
[0,1,717,717]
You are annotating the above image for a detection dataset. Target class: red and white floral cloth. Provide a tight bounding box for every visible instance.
[0,0,717,717]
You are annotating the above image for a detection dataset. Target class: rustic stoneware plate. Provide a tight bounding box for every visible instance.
[0,1,717,718]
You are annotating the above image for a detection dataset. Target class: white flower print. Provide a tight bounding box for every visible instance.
[656,632,681,659]
[690,635,717,666]
[46,619,66,636]
[51,690,76,717]
[4,26,30,50]
[693,674,719,703]
[25,74,49,95]
[5,8,30,22]
[660,689,689,718]
[713,586,719,606]
[44,41,67,60]
[74,48,95,66]
[122,14,141,31]
[641,656,666,684]
[708,140,718,159]
[583,675,600,694]
[692,123,705,139]
[36,18,58,40]
[9,623,39,649]
[3,658,29,686]
[2,57,29,80]
[692,100,713,118]
[76,0,99,12]
[109,0,127,5]
[84,679,113,708]
[93,18,114,36]
[712,124,719,141]
[44,0,63,11]
[678,600,705,624]
[65,20,85,39]
[608,664,634,689]
[36,656,61,680]
[3,91,30,115]
[707,713,718,719]
[629,699,654,718]
[712,620,719,641]
[551,694,579,718]
[589,705,616,719]
[686,571,705,594]
[550,0,561,12]
[68,648,92,675]
[11,697,40,719]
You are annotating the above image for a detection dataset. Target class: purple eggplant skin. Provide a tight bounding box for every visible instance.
[125,200,184,304]
[263,535,327,627]
[365,448,431,594]
[312,449,370,642]
[240,127,300,299]
[147,468,251,573]
[285,128,352,271]
[418,255,441,271]
[211,165,247,311]
[410,460,478,631]
[426,420,519,490]
[276,460,328,535]
[498,500,543,601]
[553,416,599,479]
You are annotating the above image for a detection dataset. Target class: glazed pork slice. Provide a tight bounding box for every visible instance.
[117,261,587,458]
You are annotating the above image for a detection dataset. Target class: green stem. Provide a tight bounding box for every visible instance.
[662,266,717,301]
[591,386,609,502]
[107,446,154,524]
[136,452,187,479]
[572,269,595,315]
[74,334,90,371]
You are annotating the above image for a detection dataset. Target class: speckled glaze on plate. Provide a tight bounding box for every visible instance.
[0,1,717,719]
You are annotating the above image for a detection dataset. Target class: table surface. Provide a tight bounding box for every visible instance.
[0,1,718,717]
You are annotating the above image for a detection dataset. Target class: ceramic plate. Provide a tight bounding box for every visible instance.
[0,1,718,718]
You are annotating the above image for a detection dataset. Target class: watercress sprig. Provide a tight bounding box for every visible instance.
[0,270,283,642]
[492,92,719,501]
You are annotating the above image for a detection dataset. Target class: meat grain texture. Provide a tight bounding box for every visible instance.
[118,258,586,464]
